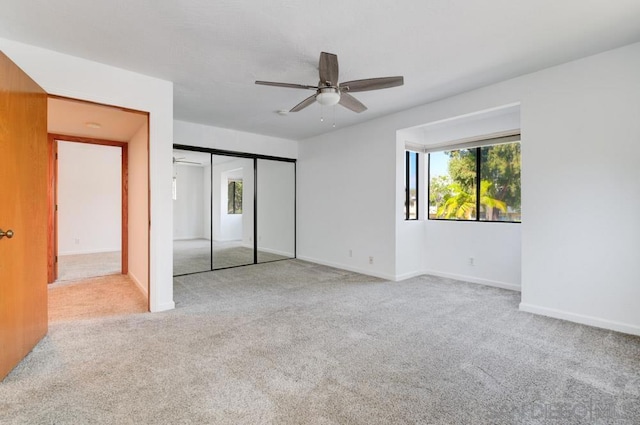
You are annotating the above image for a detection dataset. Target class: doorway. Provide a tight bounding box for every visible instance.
[53,138,126,282]
[47,96,151,320]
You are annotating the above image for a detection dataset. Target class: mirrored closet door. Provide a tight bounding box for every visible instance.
[211,155,254,269]
[172,149,212,275]
[173,146,295,276]
[257,159,295,263]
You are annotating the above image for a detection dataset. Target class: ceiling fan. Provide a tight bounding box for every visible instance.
[255,52,404,113]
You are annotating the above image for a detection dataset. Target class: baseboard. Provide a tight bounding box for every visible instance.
[293,258,521,290]
[152,301,175,313]
[394,270,426,281]
[128,271,148,297]
[519,303,640,337]
[422,269,521,292]
[58,248,120,256]
[296,256,396,281]
[256,246,295,257]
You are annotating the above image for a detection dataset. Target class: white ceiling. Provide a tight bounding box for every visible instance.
[3,1,640,140]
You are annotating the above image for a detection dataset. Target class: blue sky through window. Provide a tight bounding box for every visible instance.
[429,151,449,179]
[408,152,417,189]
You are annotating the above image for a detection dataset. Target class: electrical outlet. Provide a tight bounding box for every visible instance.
[469,257,475,266]
[349,249,353,258]
[369,256,374,265]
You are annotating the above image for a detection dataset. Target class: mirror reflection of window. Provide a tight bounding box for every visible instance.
[227,179,243,214]
[214,159,253,270]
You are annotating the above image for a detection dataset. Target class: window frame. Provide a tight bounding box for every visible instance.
[427,137,521,224]
[405,150,419,221]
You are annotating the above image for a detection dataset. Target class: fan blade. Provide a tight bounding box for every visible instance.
[290,94,317,112]
[339,92,367,113]
[255,81,318,90]
[319,52,339,86]
[339,76,404,92]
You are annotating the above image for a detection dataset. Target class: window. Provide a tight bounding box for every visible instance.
[428,140,520,222]
[405,150,419,220]
[227,179,243,214]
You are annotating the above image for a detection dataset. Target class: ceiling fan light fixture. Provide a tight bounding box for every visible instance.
[256,52,403,114]
[316,88,340,106]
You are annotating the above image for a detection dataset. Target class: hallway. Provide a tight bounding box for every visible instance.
[49,274,147,322]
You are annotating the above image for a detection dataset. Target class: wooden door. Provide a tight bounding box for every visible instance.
[0,51,49,380]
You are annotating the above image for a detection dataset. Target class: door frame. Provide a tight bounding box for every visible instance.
[48,134,128,282]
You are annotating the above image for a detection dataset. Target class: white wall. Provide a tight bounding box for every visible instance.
[1,38,174,312]
[257,160,295,257]
[128,122,149,297]
[298,121,397,279]
[57,142,121,255]
[409,108,520,147]
[174,120,298,159]
[422,222,521,290]
[299,41,640,335]
[518,45,640,335]
[173,164,205,240]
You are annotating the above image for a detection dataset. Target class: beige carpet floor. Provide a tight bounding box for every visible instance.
[2,260,639,424]
[49,274,147,322]
[57,251,121,281]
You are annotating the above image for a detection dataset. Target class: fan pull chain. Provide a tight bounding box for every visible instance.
[320,105,324,122]
[332,105,336,128]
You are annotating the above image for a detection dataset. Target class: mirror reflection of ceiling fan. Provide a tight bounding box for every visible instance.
[256,52,404,113]
[173,156,201,165]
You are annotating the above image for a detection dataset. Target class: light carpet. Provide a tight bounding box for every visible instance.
[1,260,639,424]
[57,251,121,281]
[48,274,148,322]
